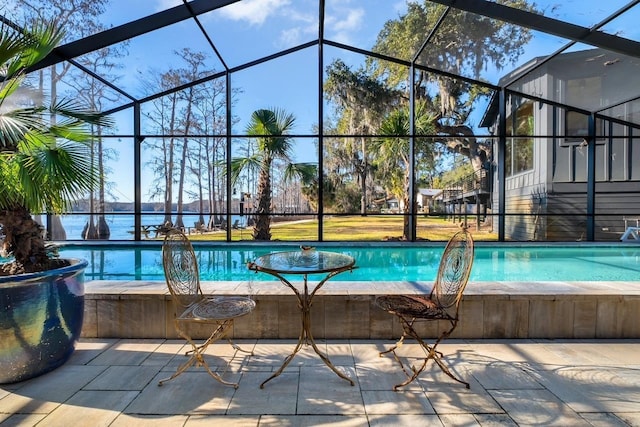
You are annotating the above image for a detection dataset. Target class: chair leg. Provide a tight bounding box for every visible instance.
[158,320,243,388]
[382,316,469,390]
[379,330,415,380]
[410,327,470,390]
[379,334,407,357]
[227,337,254,355]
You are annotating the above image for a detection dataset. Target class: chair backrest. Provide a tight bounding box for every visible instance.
[162,228,203,309]
[430,228,474,312]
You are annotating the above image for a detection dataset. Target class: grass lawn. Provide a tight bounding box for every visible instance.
[187,215,497,242]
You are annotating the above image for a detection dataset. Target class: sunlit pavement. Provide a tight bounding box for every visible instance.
[1,339,639,426]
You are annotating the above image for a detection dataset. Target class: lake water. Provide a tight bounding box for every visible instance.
[53,244,640,282]
[56,213,247,240]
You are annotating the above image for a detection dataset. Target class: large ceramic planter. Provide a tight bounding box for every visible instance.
[0,259,87,384]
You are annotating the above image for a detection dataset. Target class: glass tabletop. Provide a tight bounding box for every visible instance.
[250,250,355,275]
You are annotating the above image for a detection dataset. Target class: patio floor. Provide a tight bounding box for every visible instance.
[1,339,639,426]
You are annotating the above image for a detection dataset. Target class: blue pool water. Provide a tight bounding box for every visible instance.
[48,244,640,282]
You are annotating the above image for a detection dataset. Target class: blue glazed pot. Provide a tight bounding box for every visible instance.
[0,259,87,383]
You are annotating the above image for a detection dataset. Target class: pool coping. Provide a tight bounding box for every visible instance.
[85,279,640,296]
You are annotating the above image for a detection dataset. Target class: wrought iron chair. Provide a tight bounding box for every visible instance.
[375,227,474,390]
[159,228,255,388]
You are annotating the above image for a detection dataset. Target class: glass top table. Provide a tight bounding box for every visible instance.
[247,249,356,388]
[248,250,355,274]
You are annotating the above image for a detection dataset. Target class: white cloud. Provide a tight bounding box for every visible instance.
[219,0,292,26]
[276,9,317,46]
[279,27,302,46]
[325,7,364,44]
[331,8,364,33]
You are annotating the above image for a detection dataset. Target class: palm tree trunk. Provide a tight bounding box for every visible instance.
[0,206,49,273]
[253,162,272,240]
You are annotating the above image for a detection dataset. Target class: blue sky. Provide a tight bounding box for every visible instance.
[103,0,409,203]
[81,0,413,203]
[101,0,409,130]
[10,0,640,204]
[79,0,640,203]
[80,0,640,134]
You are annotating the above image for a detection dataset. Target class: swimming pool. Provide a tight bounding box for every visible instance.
[50,243,640,282]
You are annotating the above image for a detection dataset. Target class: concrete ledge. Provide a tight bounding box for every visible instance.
[82,280,640,340]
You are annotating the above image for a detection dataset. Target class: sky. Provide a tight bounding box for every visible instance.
[8,0,640,204]
[68,0,411,203]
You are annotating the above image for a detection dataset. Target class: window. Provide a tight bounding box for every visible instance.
[505,100,534,176]
[565,77,604,140]
[565,110,604,140]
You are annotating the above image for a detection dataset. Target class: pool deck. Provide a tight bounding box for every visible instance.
[82,279,640,340]
[1,338,639,425]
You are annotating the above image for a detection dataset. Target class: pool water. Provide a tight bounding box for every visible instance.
[50,244,640,282]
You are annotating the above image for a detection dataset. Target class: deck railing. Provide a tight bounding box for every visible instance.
[441,168,490,202]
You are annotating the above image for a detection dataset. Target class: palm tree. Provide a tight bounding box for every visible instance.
[0,20,111,274]
[372,101,435,240]
[231,108,316,240]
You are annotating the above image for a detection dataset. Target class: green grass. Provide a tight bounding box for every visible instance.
[187,215,497,241]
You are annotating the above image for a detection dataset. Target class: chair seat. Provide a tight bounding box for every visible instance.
[376,295,452,320]
[182,297,256,321]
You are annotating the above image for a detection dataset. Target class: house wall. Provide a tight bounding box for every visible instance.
[492,75,553,241]
[491,61,640,241]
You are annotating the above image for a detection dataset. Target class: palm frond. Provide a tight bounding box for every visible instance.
[246,109,277,135]
[0,20,64,78]
[229,155,262,186]
[48,120,95,142]
[52,98,113,128]
[18,20,64,71]
[0,107,50,150]
[16,141,97,213]
[0,74,25,103]
[0,26,29,68]
[0,154,23,210]
[283,162,317,183]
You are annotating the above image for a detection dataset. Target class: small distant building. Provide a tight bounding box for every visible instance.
[416,188,442,213]
[373,188,444,214]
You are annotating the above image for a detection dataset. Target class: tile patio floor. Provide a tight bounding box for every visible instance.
[1,339,639,426]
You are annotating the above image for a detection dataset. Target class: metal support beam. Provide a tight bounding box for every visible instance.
[25,0,241,73]
[133,102,142,241]
[408,63,417,241]
[586,115,596,241]
[317,0,325,241]
[428,0,640,59]
[225,72,233,240]
[497,89,507,241]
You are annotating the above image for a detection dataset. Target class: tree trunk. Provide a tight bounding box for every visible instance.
[84,132,98,240]
[82,218,97,240]
[97,129,109,239]
[97,216,110,239]
[402,173,411,240]
[175,137,188,229]
[164,94,178,225]
[253,161,272,240]
[435,123,489,172]
[49,216,67,240]
[0,206,49,273]
[175,89,195,230]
